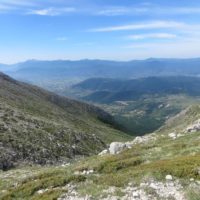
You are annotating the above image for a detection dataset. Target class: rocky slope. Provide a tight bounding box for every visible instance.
[0,105,200,199]
[0,72,129,170]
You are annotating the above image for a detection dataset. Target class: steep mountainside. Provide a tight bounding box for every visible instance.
[0,73,129,170]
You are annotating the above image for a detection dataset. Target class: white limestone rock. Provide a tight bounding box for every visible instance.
[165,174,173,181]
[186,120,200,132]
[132,134,156,145]
[109,142,126,155]
[168,132,177,139]
[37,189,49,194]
[98,149,109,156]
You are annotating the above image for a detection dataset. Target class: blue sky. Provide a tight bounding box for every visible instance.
[1,0,200,63]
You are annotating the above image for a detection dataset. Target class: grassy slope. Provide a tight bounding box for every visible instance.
[1,105,200,199]
[0,73,130,169]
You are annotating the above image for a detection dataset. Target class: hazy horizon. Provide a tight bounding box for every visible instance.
[2,56,200,65]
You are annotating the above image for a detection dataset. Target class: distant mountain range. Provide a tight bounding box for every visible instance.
[1,58,200,93]
[73,76,200,103]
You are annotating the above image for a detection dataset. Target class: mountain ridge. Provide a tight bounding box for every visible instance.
[1,58,200,81]
[73,76,200,103]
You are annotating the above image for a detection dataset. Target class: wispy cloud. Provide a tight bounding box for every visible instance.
[127,33,177,40]
[0,0,35,7]
[122,25,200,58]
[0,4,13,12]
[90,21,185,32]
[154,7,200,15]
[74,42,95,46]
[0,0,36,13]
[0,0,77,15]
[56,37,68,41]
[28,7,76,16]
[96,7,148,16]
[94,5,200,16]
[122,37,200,59]
[1,1,200,17]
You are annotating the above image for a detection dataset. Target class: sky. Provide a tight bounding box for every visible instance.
[1,0,200,63]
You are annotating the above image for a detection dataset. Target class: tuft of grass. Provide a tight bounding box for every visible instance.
[139,154,200,180]
[95,156,143,173]
[1,169,86,200]
[186,189,200,200]
[31,189,67,200]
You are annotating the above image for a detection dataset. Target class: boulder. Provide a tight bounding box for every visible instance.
[125,141,134,149]
[168,132,177,139]
[109,142,126,155]
[186,120,200,132]
[99,133,156,156]
[133,136,144,144]
[98,149,109,156]
[132,134,156,144]
[165,175,173,181]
